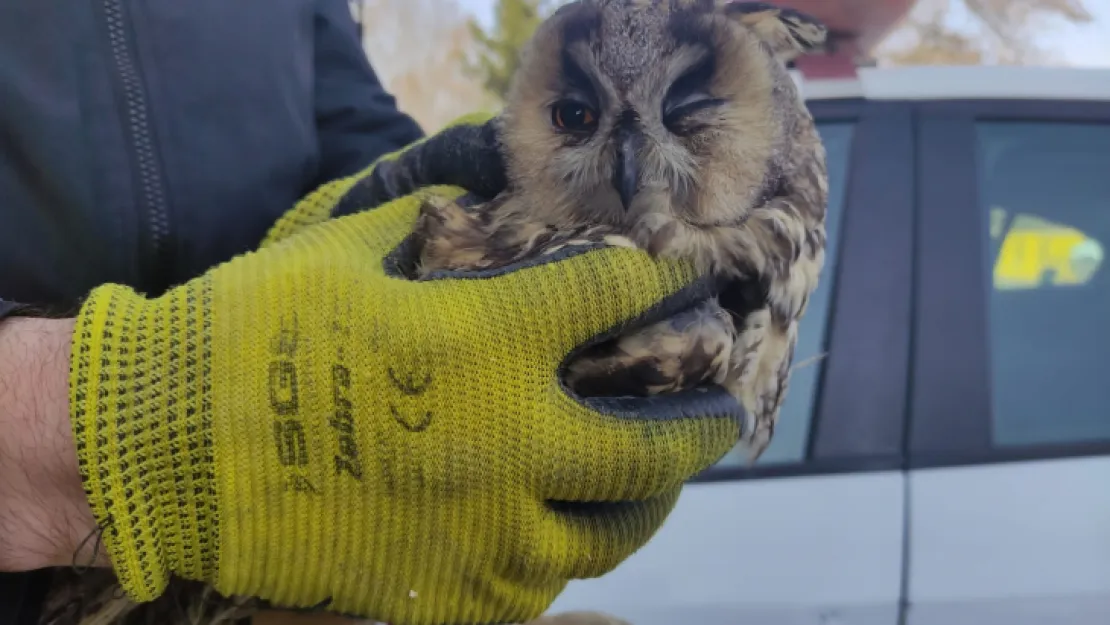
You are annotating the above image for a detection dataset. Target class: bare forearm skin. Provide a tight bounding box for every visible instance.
[0,317,108,571]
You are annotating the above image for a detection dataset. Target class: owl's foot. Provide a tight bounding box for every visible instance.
[565,299,735,397]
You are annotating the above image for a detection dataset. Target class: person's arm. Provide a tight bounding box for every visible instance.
[311,0,425,182]
[0,316,107,572]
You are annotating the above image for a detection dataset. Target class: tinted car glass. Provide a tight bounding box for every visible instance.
[714,121,855,468]
[977,121,1110,448]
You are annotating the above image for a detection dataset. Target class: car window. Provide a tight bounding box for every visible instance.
[713,121,855,468]
[977,121,1110,448]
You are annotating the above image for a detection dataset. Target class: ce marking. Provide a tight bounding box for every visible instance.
[387,366,433,432]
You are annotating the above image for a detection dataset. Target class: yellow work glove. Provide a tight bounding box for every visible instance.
[67,179,744,625]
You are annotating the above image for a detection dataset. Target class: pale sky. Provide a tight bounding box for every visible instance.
[456,0,1110,67]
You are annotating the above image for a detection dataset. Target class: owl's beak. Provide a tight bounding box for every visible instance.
[612,127,643,211]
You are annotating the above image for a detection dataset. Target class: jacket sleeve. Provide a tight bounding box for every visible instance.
[0,570,52,625]
[312,0,425,183]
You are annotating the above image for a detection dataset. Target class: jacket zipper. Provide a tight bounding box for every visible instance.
[103,0,171,292]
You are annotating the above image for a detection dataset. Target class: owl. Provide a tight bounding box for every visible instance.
[412,0,830,464]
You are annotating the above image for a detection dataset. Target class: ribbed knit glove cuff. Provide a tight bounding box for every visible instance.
[69,280,218,601]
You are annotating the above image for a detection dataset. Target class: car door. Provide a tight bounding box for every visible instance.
[906,98,1110,625]
[547,100,916,625]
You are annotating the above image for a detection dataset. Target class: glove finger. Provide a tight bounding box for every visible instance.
[535,386,743,503]
[263,111,499,247]
[331,113,506,218]
[260,173,366,248]
[518,487,682,581]
[267,185,471,264]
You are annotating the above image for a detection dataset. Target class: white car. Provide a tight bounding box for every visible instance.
[548,64,1110,625]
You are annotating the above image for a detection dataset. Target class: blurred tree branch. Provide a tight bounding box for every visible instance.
[465,0,558,101]
[349,0,498,131]
[966,0,1093,63]
[878,0,1094,65]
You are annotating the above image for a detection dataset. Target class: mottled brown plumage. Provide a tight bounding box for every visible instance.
[413,0,830,463]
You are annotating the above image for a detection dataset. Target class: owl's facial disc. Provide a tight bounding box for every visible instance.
[503,0,802,232]
[547,42,724,214]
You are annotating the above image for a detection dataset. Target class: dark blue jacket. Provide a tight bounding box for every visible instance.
[0,0,424,307]
[0,1,424,621]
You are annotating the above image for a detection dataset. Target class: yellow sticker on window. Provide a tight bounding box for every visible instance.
[992,210,1104,290]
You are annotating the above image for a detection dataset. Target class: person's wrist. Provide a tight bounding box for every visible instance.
[0,316,107,571]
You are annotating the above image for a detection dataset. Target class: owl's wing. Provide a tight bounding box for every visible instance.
[726,305,799,462]
[413,193,635,278]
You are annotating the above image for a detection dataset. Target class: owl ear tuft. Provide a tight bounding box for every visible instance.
[721,2,828,63]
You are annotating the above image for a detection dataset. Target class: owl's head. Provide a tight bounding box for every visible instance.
[499,0,826,237]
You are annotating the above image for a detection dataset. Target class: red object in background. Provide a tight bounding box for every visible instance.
[770,0,918,78]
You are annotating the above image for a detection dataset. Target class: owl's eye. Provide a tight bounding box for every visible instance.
[551,100,599,133]
[663,95,725,128]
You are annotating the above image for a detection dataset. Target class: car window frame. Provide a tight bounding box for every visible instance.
[694,99,917,483]
[909,98,1110,469]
